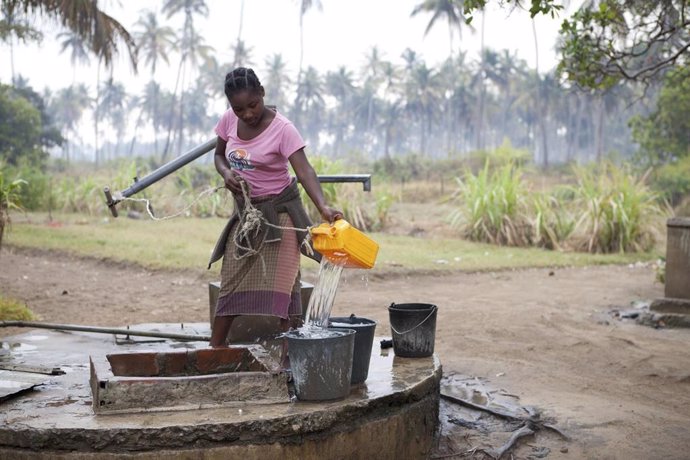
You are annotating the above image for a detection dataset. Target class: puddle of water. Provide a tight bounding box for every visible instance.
[0,342,38,361]
[0,380,26,389]
[24,334,49,341]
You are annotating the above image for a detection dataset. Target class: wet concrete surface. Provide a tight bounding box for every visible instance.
[0,323,441,457]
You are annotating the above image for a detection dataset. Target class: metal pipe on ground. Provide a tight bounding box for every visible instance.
[0,321,211,342]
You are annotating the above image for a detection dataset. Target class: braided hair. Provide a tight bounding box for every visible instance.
[224,67,262,100]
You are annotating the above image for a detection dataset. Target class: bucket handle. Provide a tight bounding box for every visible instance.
[389,305,437,336]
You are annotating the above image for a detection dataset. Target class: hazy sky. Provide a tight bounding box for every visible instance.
[0,0,569,95]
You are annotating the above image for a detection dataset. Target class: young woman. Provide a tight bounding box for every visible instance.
[207,67,342,348]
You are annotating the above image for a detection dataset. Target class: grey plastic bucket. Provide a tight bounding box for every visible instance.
[286,328,356,401]
[388,303,437,358]
[328,315,377,384]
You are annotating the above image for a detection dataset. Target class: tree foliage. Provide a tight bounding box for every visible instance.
[0,83,62,167]
[462,0,689,89]
[0,0,137,69]
[558,0,690,89]
[0,85,42,166]
[630,64,690,165]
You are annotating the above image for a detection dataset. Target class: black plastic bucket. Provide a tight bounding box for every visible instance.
[328,315,377,384]
[388,303,437,358]
[286,328,356,401]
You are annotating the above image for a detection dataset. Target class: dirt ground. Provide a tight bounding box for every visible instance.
[1,246,690,459]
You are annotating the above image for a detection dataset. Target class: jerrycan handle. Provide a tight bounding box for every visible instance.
[310,224,337,237]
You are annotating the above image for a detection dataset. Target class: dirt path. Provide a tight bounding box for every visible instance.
[2,247,689,459]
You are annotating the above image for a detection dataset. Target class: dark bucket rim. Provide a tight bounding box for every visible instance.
[388,303,438,313]
[328,316,378,327]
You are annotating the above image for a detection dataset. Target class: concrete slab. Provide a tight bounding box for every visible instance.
[0,369,50,400]
[0,323,441,459]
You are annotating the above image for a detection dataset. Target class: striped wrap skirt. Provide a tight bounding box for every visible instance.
[214,213,302,319]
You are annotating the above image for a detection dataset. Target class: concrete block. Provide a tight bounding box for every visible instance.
[90,346,289,414]
[664,217,690,300]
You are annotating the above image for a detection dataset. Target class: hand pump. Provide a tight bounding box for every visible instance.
[103,138,371,217]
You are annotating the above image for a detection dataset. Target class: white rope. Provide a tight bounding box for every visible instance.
[122,181,316,258]
[120,186,224,221]
[232,179,315,259]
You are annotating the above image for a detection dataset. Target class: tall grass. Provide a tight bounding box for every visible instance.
[0,165,27,250]
[450,160,531,246]
[572,163,668,253]
[0,294,34,321]
[530,189,576,250]
[450,159,667,254]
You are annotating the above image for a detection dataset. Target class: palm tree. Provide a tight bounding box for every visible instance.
[405,61,443,154]
[324,66,355,154]
[128,81,162,157]
[378,60,403,157]
[231,39,254,68]
[161,0,210,159]
[360,46,386,137]
[532,18,548,167]
[134,10,175,77]
[49,84,90,161]
[1,3,40,83]
[57,30,91,82]
[263,53,291,111]
[197,55,223,102]
[410,0,471,57]
[133,9,175,155]
[181,81,210,146]
[98,77,127,159]
[296,0,322,82]
[293,0,322,119]
[475,8,486,150]
[293,66,325,148]
[1,0,137,69]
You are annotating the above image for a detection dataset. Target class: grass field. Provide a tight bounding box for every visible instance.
[4,212,661,276]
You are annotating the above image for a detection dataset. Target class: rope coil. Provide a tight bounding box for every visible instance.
[232,179,314,259]
[121,181,315,258]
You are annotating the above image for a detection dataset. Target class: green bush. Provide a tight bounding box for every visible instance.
[7,162,52,211]
[469,138,531,171]
[0,295,34,321]
[530,191,576,250]
[652,156,690,206]
[450,160,532,246]
[572,162,667,253]
[0,164,27,249]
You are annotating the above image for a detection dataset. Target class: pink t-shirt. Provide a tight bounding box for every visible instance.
[214,109,306,197]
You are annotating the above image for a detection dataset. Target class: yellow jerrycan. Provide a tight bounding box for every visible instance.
[309,219,379,269]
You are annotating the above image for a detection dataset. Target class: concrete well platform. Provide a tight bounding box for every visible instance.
[0,323,441,459]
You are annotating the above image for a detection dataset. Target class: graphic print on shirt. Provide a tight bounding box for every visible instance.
[228,148,255,171]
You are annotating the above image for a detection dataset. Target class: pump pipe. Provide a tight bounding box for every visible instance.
[0,320,211,342]
[104,138,371,217]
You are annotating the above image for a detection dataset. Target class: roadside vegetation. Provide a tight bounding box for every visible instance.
[0,294,34,321]
[1,141,672,276]
[1,1,687,276]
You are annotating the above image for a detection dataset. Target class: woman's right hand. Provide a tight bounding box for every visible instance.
[319,206,343,224]
[222,170,248,196]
